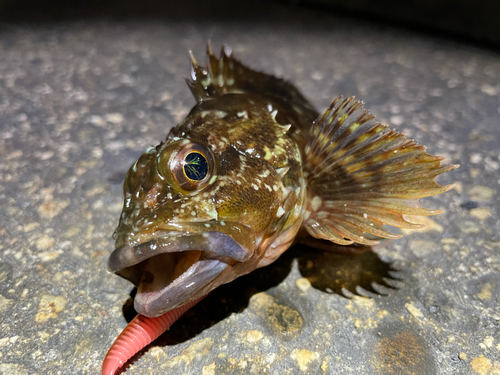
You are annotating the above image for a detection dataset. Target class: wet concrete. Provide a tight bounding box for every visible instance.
[0,1,499,374]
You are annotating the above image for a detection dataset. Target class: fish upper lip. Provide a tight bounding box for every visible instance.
[108,230,253,274]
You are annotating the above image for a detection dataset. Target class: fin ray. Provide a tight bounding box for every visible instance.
[307,220,354,245]
[303,97,457,246]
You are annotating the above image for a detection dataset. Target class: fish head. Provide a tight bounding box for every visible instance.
[109,98,304,317]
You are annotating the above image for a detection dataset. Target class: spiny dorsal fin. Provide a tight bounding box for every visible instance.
[303,97,458,246]
[185,42,316,114]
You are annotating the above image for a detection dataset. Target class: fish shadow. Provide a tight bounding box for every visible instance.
[119,243,400,369]
[293,244,400,297]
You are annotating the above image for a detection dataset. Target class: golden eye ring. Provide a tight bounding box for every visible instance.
[158,140,216,193]
[182,151,209,182]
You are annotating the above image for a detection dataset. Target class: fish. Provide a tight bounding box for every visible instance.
[103,43,457,373]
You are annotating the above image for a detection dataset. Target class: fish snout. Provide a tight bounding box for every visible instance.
[108,227,256,316]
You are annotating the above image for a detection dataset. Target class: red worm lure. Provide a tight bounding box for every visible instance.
[102,296,205,375]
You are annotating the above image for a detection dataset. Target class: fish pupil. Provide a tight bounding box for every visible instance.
[183,152,208,181]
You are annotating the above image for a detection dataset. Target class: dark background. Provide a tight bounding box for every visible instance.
[0,0,499,48]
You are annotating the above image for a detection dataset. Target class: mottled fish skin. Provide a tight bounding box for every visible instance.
[111,93,309,316]
[108,44,457,317]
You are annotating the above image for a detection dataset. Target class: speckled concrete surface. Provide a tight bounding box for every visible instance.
[1,2,499,374]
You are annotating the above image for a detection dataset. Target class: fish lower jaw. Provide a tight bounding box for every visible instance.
[133,251,228,317]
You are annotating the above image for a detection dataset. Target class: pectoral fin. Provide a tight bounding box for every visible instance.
[302,97,458,246]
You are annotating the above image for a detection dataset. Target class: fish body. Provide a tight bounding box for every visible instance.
[108,44,457,317]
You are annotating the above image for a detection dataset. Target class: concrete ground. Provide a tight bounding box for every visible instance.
[0,1,499,374]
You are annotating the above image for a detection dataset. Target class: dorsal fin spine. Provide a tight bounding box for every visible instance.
[185,43,318,117]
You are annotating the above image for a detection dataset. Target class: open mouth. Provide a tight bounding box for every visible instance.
[133,251,228,316]
[108,231,253,317]
[138,251,203,295]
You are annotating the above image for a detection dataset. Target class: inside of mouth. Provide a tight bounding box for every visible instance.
[136,250,202,296]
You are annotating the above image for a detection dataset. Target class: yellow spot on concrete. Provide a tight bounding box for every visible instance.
[23,222,40,232]
[37,251,62,262]
[481,84,498,96]
[477,284,493,301]
[265,352,276,364]
[246,330,264,344]
[0,363,27,374]
[201,362,217,375]
[165,338,214,368]
[295,278,311,292]
[321,355,330,373]
[63,227,80,237]
[249,293,303,336]
[148,346,166,361]
[487,242,500,250]
[441,238,458,244]
[35,295,67,322]
[408,239,436,258]
[453,182,463,194]
[290,348,320,372]
[470,169,481,178]
[459,352,467,361]
[237,359,248,369]
[37,330,58,342]
[491,363,500,374]
[352,295,375,310]
[106,113,124,124]
[354,317,377,331]
[345,301,356,313]
[85,184,106,197]
[37,199,69,219]
[0,295,14,313]
[483,336,494,348]
[328,309,341,321]
[457,220,482,234]
[401,215,443,235]
[468,185,494,202]
[470,355,492,375]
[405,302,424,319]
[470,207,492,220]
[35,234,55,251]
[376,310,389,319]
[0,337,10,348]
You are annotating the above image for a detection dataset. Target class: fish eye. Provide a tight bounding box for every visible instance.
[183,152,209,181]
[158,141,216,193]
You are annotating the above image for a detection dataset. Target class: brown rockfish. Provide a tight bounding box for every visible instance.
[108,44,457,319]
